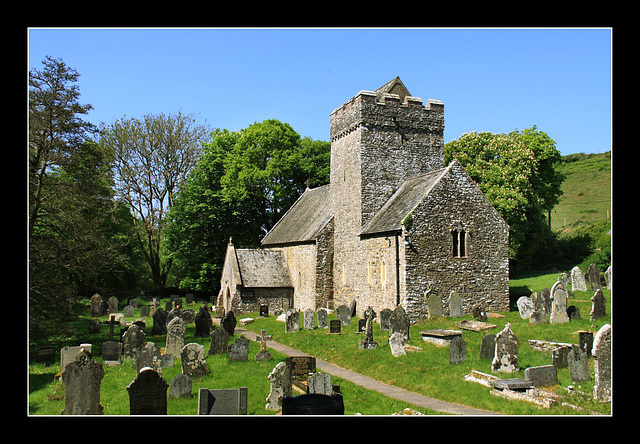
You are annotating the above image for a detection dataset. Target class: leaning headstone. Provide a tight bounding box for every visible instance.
[123,305,135,318]
[492,323,519,373]
[165,317,186,358]
[586,263,603,291]
[448,291,463,317]
[568,346,590,382]
[571,266,587,291]
[379,308,392,331]
[122,324,145,360]
[208,326,230,356]
[550,281,570,324]
[90,293,103,317]
[605,265,612,290]
[426,292,443,318]
[169,373,193,398]
[449,335,466,365]
[358,306,378,350]
[308,372,333,395]
[389,305,410,341]
[529,292,547,324]
[107,296,119,315]
[126,368,168,415]
[592,324,611,402]
[349,299,357,317]
[336,305,351,326]
[590,289,607,321]
[517,296,534,319]
[151,308,168,336]
[480,334,496,360]
[317,308,328,328]
[389,332,406,357]
[61,349,104,415]
[221,310,237,336]
[266,361,292,411]
[194,305,213,337]
[285,310,300,333]
[135,342,162,375]
[524,365,558,387]
[228,336,250,362]
[181,343,209,378]
[304,308,315,330]
[198,387,248,415]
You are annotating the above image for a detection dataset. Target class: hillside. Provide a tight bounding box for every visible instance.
[550,152,611,233]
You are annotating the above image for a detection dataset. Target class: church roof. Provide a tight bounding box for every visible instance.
[375,76,412,103]
[261,184,332,247]
[360,165,450,237]
[235,249,292,287]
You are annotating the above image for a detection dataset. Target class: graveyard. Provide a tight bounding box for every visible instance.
[28,268,611,416]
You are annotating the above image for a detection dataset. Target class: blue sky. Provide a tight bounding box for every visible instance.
[28,27,612,155]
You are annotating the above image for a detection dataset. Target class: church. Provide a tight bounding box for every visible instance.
[218,77,509,323]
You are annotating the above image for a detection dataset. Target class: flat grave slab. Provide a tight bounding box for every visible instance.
[457,320,497,332]
[420,329,463,346]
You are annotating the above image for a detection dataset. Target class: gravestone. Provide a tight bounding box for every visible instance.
[566,305,581,321]
[568,346,590,382]
[492,323,519,373]
[605,265,612,289]
[552,346,570,369]
[221,310,237,336]
[160,353,174,368]
[101,340,122,365]
[317,308,328,328]
[181,343,209,378]
[336,305,351,326]
[88,319,101,334]
[286,356,316,377]
[357,318,367,333]
[579,331,594,357]
[449,334,466,364]
[35,346,56,366]
[282,393,345,415]
[308,372,333,395]
[90,293,102,317]
[571,266,587,291]
[208,326,230,356]
[165,301,173,312]
[61,344,93,370]
[524,365,558,387]
[480,334,496,360]
[166,307,183,326]
[285,310,300,333]
[139,305,150,318]
[586,263,603,291]
[260,304,269,317]
[266,361,292,411]
[228,336,250,362]
[61,349,104,415]
[151,308,168,336]
[389,305,410,341]
[165,317,186,358]
[182,308,195,324]
[124,305,135,318]
[185,293,194,304]
[349,299,357,317]
[198,387,248,415]
[194,305,213,337]
[329,319,342,334]
[529,292,547,324]
[516,296,533,319]
[128,298,137,308]
[123,324,146,360]
[255,329,273,362]
[590,288,607,321]
[304,308,315,330]
[540,288,552,316]
[379,308,392,331]
[174,298,183,309]
[550,281,570,324]
[126,368,168,415]
[472,304,487,322]
[135,342,162,374]
[107,296,118,314]
[389,332,406,357]
[169,373,193,398]
[448,290,463,317]
[593,324,611,402]
[358,306,378,350]
[170,294,179,302]
[426,292,443,318]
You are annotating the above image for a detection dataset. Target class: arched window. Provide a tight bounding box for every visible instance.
[452,229,468,258]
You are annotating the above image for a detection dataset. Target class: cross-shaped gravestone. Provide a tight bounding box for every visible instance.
[108,315,118,341]
[255,329,273,361]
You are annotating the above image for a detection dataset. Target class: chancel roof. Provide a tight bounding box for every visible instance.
[235,249,292,288]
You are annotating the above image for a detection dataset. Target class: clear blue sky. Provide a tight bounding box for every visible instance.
[28,27,612,156]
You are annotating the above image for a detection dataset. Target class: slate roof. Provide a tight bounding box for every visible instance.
[360,165,450,237]
[235,249,292,288]
[261,184,332,247]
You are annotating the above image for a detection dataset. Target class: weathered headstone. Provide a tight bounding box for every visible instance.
[568,346,590,382]
[571,266,587,291]
[198,387,248,415]
[221,310,237,336]
[151,308,168,336]
[480,334,496,360]
[358,306,378,350]
[357,318,367,333]
[126,368,168,415]
[166,307,183,326]
[426,291,443,318]
[449,334,466,364]
[524,365,558,387]
[317,308,328,328]
[123,305,135,318]
[550,280,570,324]
[552,346,570,369]
[336,305,351,326]
[516,296,533,319]
[61,349,104,415]
[592,324,611,402]
[590,288,607,321]
[389,305,410,341]
[128,298,138,308]
[567,305,581,321]
[255,329,273,361]
[448,290,463,317]
[389,332,406,357]
[308,372,333,395]
[165,317,186,358]
[165,300,173,312]
[329,319,342,334]
[579,331,594,357]
[228,336,250,362]
[266,361,292,411]
[160,353,174,368]
[182,308,195,324]
[123,324,146,360]
[169,373,193,398]
[285,310,300,333]
[379,308,392,331]
[304,308,315,330]
[492,323,519,373]
[540,288,552,316]
[586,263,603,291]
[107,296,119,315]
[88,319,101,334]
[181,343,209,378]
[139,305,150,318]
[194,305,213,337]
[208,326,230,356]
[135,342,162,375]
[529,292,547,324]
[101,341,122,364]
[90,293,102,317]
[472,304,487,322]
[605,265,612,290]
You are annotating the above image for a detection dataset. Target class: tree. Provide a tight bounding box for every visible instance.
[100,112,210,296]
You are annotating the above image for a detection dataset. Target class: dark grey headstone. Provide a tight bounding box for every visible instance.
[449,335,466,364]
[329,319,341,334]
[379,308,392,331]
[122,324,145,360]
[194,305,212,338]
[472,304,487,322]
[169,373,193,398]
[282,393,344,415]
[135,342,162,374]
[228,336,250,362]
[552,346,570,369]
[586,263,603,291]
[524,365,558,387]
[590,289,607,321]
[480,334,495,360]
[336,305,350,326]
[101,341,122,363]
[317,308,328,328]
[126,368,168,415]
[285,310,300,333]
[151,308,168,336]
[568,346,590,382]
[198,387,248,415]
[139,305,150,318]
[208,326,230,356]
[389,305,410,341]
[221,310,237,336]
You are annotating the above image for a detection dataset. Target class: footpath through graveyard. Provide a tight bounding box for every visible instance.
[217,320,501,415]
